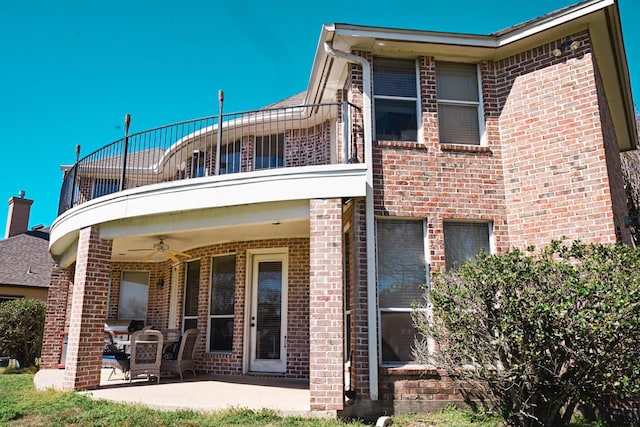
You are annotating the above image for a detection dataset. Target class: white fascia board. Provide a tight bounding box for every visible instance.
[330,0,612,50]
[49,164,367,254]
[496,0,613,46]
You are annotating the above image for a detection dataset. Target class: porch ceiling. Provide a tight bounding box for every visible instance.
[109,216,309,263]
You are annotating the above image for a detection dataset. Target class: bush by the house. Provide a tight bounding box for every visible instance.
[413,240,640,427]
[0,299,45,368]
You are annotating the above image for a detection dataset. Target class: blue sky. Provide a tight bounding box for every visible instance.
[0,0,638,234]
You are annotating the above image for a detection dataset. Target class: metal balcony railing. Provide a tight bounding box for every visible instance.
[58,102,362,215]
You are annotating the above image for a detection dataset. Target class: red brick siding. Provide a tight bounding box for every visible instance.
[593,56,633,244]
[40,265,73,368]
[63,225,112,391]
[349,31,622,404]
[499,32,618,247]
[309,198,344,411]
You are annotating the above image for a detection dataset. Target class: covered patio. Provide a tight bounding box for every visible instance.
[35,368,317,418]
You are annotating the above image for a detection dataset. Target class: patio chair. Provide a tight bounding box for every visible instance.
[128,329,163,383]
[160,328,199,380]
[159,328,182,358]
[102,331,129,380]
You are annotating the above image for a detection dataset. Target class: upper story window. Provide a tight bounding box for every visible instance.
[373,57,419,142]
[93,178,119,198]
[255,133,284,170]
[191,150,206,178]
[436,62,483,145]
[220,140,242,175]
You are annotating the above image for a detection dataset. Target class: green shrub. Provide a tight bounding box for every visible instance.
[0,299,45,367]
[413,240,640,427]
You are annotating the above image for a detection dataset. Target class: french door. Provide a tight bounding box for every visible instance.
[248,252,288,373]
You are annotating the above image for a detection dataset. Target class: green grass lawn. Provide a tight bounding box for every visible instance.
[0,370,506,426]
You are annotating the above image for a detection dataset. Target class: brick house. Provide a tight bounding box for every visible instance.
[0,193,53,303]
[38,0,637,419]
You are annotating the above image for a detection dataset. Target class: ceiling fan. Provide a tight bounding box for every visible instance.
[129,237,191,262]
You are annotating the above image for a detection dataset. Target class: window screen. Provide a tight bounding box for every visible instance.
[443,222,491,270]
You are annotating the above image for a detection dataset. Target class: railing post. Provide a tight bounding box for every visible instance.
[119,113,131,192]
[71,144,81,208]
[215,90,224,175]
[342,101,349,164]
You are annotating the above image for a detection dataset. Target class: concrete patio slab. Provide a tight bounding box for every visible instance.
[35,368,322,418]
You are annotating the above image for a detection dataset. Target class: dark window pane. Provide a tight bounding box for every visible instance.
[256,261,282,360]
[375,99,418,141]
[221,140,242,174]
[255,134,284,170]
[184,260,201,317]
[93,179,119,198]
[210,255,236,315]
[183,318,198,332]
[210,318,234,352]
[381,312,417,362]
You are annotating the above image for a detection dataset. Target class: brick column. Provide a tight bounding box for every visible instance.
[40,265,73,369]
[309,198,344,412]
[63,225,112,391]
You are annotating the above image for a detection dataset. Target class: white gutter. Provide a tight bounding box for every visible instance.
[323,42,378,401]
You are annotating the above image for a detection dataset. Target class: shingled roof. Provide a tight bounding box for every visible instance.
[0,228,54,289]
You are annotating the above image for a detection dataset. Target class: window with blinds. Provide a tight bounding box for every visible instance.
[376,219,428,363]
[373,57,419,142]
[436,62,482,145]
[443,222,491,270]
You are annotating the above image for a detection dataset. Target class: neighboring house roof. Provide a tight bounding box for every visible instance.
[262,91,308,109]
[0,228,54,289]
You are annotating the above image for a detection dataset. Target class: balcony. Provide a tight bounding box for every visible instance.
[58,102,363,215]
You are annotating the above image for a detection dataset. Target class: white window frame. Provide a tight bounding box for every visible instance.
[207,253,236,353]
[376,218,430,366]
[373,57,421,142]
[436,61,485,146]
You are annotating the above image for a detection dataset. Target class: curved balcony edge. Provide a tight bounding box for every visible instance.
[50,163,368,262]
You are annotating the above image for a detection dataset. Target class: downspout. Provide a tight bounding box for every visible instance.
[323,42,378,400]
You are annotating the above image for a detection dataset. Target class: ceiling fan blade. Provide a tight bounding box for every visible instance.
[168,250,192,258]
[166,252,180,263]
[129,248,153,252]
[140,251,157,261]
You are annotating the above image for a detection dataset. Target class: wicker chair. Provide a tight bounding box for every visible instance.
[102,331,129,380]
[161,328,199,380]
[128,329,163,383]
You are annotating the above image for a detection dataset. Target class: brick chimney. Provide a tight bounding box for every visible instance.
[5,190,33,238]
